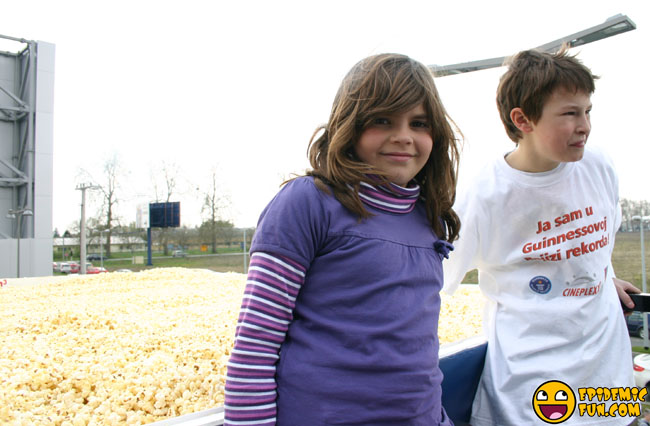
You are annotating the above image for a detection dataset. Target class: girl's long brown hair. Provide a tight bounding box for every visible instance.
[305,53,461,242]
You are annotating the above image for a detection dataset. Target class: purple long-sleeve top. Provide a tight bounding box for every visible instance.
[225,177,453,426]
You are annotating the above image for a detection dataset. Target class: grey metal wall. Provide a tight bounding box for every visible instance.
[0,36,55,278]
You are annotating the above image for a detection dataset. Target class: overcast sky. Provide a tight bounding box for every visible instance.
[2,0,648,231]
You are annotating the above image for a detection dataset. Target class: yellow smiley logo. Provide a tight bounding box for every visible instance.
[532,380,576,423]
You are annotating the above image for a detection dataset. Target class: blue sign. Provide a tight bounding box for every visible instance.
[149,202,180,228]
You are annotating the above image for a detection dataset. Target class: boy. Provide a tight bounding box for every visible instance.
[444,47,638,425]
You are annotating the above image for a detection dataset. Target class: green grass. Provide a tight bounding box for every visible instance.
[461,231,650,287]
[461,269,478,284]
[56,231,650,281]
[54,246,250,274]
[79,253,249,274]
[612,232,650,290]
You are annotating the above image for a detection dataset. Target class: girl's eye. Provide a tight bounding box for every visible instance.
[372,118,390,125]
[412,120,430,128]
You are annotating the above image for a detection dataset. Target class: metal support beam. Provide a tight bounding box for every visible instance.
[0,34,35,239]
[0,158,29,187]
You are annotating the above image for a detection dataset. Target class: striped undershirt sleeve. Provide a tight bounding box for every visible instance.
[224,251,306,426]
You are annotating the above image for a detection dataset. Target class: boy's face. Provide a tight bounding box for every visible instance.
[518,88,592,172]
[355,103,432,186]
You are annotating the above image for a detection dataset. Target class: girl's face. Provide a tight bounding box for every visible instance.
[355,103,433,186]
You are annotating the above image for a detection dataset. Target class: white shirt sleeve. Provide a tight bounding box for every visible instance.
[443,188,483,294]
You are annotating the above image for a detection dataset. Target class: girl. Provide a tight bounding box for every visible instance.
[224,53,461,426]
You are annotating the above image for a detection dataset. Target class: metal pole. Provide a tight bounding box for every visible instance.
[7,209,32,278]
[16,214,21,278]
[80,187,87,274]
[642,209,647,294]
[641,209,648,348]
[100,230,104,269]
[76,184,98,274]
[147,227,153,266]
[243,228,247,274]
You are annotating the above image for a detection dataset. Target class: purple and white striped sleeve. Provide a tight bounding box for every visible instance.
[224,251,306,426]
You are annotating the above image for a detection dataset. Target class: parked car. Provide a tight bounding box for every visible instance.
[68,262,92,274]
[87,266,108,274]
[172,250,187,258]
[59,262,71,273]
[627,312,647,337]
[87,253,107,261]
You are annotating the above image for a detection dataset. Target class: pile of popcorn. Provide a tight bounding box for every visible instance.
[439,286,486,344]
[0,268,484,425]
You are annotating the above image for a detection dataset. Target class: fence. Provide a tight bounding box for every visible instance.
[52,227,255,275]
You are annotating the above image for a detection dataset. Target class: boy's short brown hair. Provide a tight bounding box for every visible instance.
[497,46,598,142]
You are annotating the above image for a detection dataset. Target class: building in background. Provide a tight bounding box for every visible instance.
[0,35,55,278]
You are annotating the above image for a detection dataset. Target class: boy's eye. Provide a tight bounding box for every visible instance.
[372,117,390,125]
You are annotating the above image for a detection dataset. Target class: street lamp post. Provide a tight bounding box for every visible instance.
[76,183,99,274]
[633,213,649,348]
[430,14,636,77]
[100,229,105,269]
[6,208,34,278]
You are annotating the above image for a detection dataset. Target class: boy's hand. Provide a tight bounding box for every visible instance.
[615,277,640,315]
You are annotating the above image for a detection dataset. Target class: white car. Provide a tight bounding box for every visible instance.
[633,353,650,396]
[172,250,187,258]
[59,262,71,273]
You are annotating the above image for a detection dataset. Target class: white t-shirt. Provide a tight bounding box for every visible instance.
[444,148,634,425]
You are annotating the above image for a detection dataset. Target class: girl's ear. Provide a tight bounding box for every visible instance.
[510,108,534,133]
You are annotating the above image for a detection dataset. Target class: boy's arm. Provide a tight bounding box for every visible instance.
[615,277,639,312]
[443,193,482,294]
[608,172,639,311]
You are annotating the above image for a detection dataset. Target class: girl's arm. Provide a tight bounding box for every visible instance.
[224,251,306,426]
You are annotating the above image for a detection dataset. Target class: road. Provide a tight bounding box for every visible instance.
[632,335,650,354]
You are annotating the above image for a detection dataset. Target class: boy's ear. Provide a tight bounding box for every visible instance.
[510,108,534,133]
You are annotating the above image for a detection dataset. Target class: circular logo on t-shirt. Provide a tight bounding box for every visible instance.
[529,276,552,294]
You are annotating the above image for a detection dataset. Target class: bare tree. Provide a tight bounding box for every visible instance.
[174,226,192,251]
[78,154,126,258]
[151,161,180,204]
[201,170,230,253]
[97,155,125,257]
[150,161,180,255]
[621,198,650,232]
